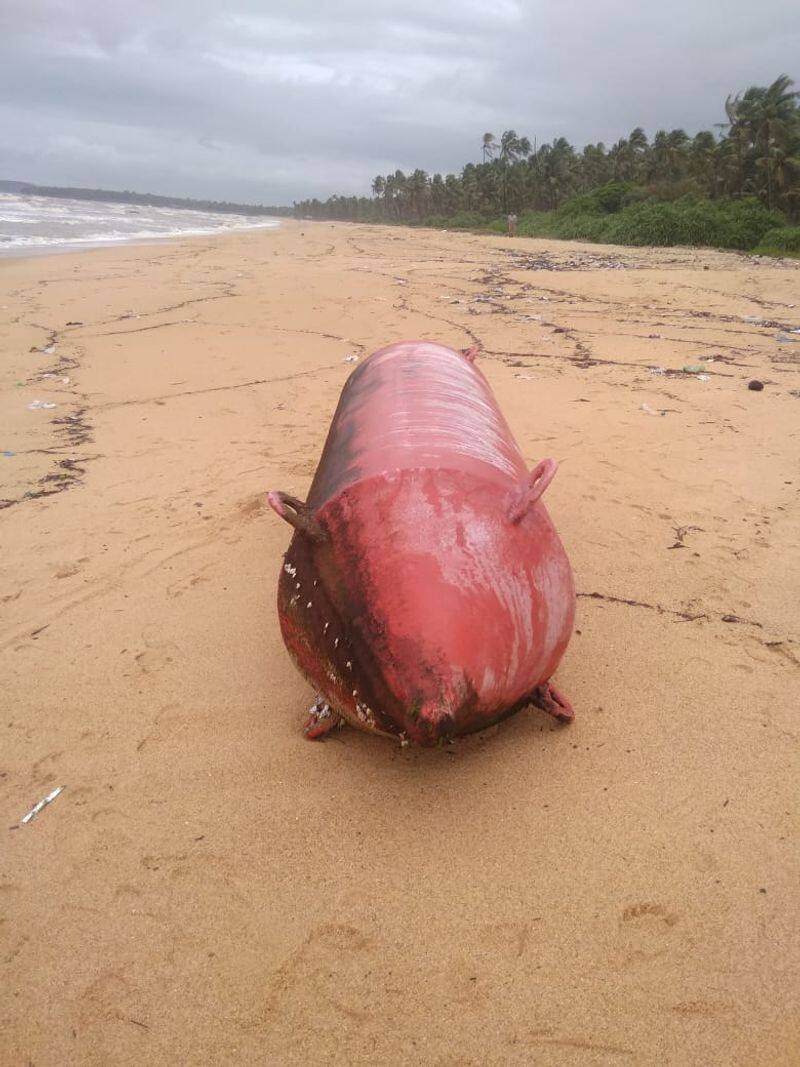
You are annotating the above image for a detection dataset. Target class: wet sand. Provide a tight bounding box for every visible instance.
[1,222,799,1065]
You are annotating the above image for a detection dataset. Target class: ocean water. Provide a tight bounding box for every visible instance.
[0,193,280,255]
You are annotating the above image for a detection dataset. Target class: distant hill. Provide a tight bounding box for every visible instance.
[0,180,293,217]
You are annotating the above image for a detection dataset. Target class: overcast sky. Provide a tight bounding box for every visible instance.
[0,0,797,205]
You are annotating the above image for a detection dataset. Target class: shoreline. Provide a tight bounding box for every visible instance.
[7,214,798,270]
[2,222,798,1064]
[0,215,283,261]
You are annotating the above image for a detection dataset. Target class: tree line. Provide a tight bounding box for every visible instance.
[5,182,293,218]
[294,76,799,225]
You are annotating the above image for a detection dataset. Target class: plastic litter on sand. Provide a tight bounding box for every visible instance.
[20,786,64,825]
[27,400,57,410]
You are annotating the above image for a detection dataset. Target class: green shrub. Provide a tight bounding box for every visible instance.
[596,181,637,213]
[421,214,448,228]
[557,193,600,218]
[443,210,490,229]
[426,193,789,253]
[553,213,613,241]
[712,198,785,249]
[600,201,707,246]
[754,225,800,257]
[515,211,559,237]
[558,181,635,218]
[639,179,705,203]
[593,196,782,250]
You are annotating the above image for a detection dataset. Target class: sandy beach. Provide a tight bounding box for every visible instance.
[2,221,799,1065]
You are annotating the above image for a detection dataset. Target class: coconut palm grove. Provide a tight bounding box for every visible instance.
[294,75,800,256]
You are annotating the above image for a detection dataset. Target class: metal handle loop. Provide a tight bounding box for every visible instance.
[507,458,558,524]
[267,491,327,542]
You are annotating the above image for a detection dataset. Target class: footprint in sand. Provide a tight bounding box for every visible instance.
[166,572,210,600]
[77,969,137,1027]
[615,902,681,965]
[140,852,189,879]
[4,935,30,965]
[134,641,178,674]
[30,749,63,786]
[135,702,183,752]
[238,495,268,521]
[479,920,535,959]
[55,563,81,579]
[672,998,735,1016]
[260,923,375,1035]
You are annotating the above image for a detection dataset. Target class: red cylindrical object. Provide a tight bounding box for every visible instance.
[269,340,575,744]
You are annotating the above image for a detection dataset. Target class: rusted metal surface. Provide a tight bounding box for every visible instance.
[268,340,575,745]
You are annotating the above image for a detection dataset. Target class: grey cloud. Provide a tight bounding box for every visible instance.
[0,0,797,203]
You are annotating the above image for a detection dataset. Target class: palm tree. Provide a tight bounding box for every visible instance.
[757,143,800,215]
[610,138,634,181]
[444,173,462,213]
[712,136,742,197]
[628,127,649,180]
[537,138,575,209]
[492,131,531,212]
[722,76,799,207]
[391,170,408,219]
[719,92,751,195]
[666,129,689,180]
[430,173,445,213]
[461,163,480,211]
[747,75,798,209]
[499,130,531,163]
[649,131,670,182]
[408,169,430,220]
[579,143,611,190]
[383,173,399,219]
[689,131,717,189]
[295,76,799,227]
